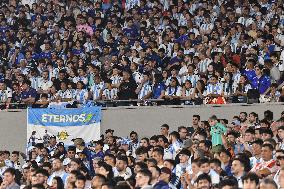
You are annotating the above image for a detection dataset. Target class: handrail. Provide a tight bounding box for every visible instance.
[0,100,283,109]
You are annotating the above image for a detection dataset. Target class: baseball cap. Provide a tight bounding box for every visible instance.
[72,138,84,146]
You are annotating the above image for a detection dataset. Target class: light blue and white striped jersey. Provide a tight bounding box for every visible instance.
[49,68,59,80]
[182,74,200,87]
[198,58,212,73]
[73,76,88,86]
[110,75,122,87]
[205,83,223,96]
[165,86,182,96]
[232,72,241,89]
[194,16,204,27]
[0,88,12,102]
[138,82,152,100]
[165,76,182,86]
[125,0,140,10]
[221,83,233,96]
[102,88,118,100]
[238,17,254,27]
[200,23,213,32]
[57,89,73,99]
[90,82,105,100]
[184,88,195,97]
[73,89,89,104]
[30,76,40,91]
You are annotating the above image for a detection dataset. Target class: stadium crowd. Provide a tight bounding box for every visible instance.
[0,0,284,108]
[0,110,284,189]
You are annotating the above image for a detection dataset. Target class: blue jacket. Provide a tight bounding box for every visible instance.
[251,75,271,94]
[154,181,170,189]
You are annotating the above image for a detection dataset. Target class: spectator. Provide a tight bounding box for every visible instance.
[1,168,20,189]
[242,172,259,189]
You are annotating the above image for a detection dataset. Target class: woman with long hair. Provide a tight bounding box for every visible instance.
[232,75,252,103]
[181,80,194,105]
[193,80,205,105]
[51,176,64,189]
[164,77,182,105]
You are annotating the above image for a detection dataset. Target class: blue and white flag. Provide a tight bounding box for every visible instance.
[27,107,101,149]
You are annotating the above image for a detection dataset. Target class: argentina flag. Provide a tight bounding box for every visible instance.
[27,107,101,150]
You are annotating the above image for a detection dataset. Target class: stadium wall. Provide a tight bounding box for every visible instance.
[1,103,283,152]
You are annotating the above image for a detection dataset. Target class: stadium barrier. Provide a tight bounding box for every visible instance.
[0,102,283,152]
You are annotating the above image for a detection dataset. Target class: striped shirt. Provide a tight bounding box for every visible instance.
[102,88,118,100]
[90,82,105,100]
[198,58,212,73]
[205,83,223,96]
[166,76,182,86]
[56,89,73,100]
[200,23,213,32]
[73,89,88,104]
[138,82,152,100]
[0,88,12,102]
[73,76,88,86]
[165,86,182,96]
[30,76,40,90]
[182,74,200,87]
[110,75,122,87]
[184,88,194,97]
[49,68,59,80]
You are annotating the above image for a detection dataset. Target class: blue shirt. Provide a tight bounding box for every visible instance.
[175,35,189,44]
[91,150,104,159]
[242,69,256,83]
[39,51,52,59]
[224,164,232,176]
[152,83,166,99]
[251,75,271,94]
[12,52,25,65]
[21,87,37,99]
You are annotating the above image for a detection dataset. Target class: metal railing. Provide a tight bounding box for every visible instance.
[0,99,283,109]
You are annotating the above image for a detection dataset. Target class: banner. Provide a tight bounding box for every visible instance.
[27,107,101,150]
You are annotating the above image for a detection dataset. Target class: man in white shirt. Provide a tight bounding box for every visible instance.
[0,82,12,109]
[38,70,53,94]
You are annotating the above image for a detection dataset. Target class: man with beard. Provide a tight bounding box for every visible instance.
[239,112,248,126]
[47,158,68,186]
[113,156,132,180]
[129,131,139,156]
[196,173,212,189]
[187,115,201,137]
